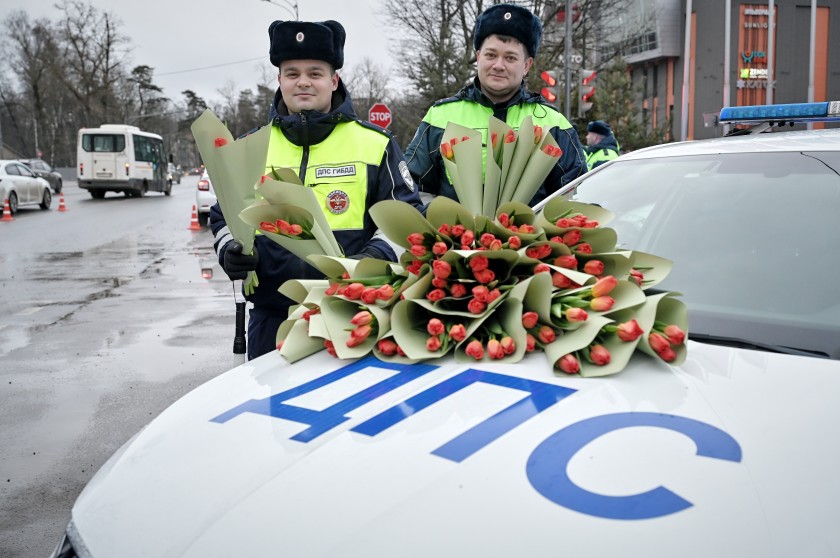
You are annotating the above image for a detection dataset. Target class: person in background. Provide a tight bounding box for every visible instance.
[211,19,422,360]
[584,120,620,170]
[405,3,587,206]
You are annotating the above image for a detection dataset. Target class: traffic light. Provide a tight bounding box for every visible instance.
[540,70,559,106]
[579,69,597,115]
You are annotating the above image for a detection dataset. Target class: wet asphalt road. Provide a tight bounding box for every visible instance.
[0,176,244,557]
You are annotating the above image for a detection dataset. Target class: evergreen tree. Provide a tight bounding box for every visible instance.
[583,57,668,152]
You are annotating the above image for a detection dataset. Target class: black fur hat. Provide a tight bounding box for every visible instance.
[587,120,612,136]
[268,20,346,69]
[473,3,542,58]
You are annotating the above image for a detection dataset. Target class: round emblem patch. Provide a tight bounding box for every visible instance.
[296,32,305,42]
[326,190,349,214]
[398,160,415,192]
[503,11,512,19]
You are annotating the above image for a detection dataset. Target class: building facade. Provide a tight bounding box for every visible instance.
[621,0,839,140]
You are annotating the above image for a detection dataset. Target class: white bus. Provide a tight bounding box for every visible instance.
[77,124,172,198]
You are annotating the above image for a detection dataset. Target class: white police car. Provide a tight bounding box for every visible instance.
[52,104,840,557]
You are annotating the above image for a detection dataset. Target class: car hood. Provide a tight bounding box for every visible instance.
[70,343,840,557]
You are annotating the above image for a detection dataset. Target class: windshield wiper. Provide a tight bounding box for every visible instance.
[689,333,829,358]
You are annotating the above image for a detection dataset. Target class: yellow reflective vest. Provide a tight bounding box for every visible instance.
[267,122,390,230]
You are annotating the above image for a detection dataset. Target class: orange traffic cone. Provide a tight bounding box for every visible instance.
[58,192,67,212]
[188,204,202,230]
[1,198,13,222]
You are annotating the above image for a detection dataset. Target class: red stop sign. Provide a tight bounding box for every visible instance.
[368,102,392,129]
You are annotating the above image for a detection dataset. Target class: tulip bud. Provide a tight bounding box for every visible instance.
[526,333,536,352]
[448,323,467,342]
[507,236,522,249]
[472,285,490,302]
[468,298,487,314]
[583,259,605,275]
[664,324,687,345]
[474,268,495,284]
[522,311,539,329]
[427,318,445,336]
[658,346,678,362]
[432,259,452,279]
[537,325,556,344]
[361,287,379,304]
[350,311,372,326]
[469,254,489,272]
[557,354,580,374]
[377,338,398,355]
[552,272,573,289]
[562,229,582,246]
[377,284,394,300]
[500,336,516,355]
[344,282,365,300]
[351,324,372,340]
[590,296,616,312]
[648,332,671,354]
[589,344,611,365]
[616,319,644,342]
[432,241,448,256]
[410,244,427,258]
[553,255,577,269]
[450,282,467,298]
[465,340,485,360]
[426,288,446,302]
[565,307,588,323]
[426,335,443,352]
[487,339,504,359]
[591,276,618,298]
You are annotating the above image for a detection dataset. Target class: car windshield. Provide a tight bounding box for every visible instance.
[567,150,840,359]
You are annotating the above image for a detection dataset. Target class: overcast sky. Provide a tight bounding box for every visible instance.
[1,0,396,103]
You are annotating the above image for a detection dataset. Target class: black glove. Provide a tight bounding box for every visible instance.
[222,240,258,280]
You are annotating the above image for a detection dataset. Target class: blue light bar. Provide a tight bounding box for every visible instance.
[719,101,840,123]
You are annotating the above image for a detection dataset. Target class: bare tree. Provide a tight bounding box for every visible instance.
[382,0,482,105]
[53,0,130,126]
[3,11,59,157]
[343,56,392,120]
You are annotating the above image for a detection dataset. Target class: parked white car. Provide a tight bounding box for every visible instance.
[195,171,216,227]
[0,159,52,213]
[52,103,840,558]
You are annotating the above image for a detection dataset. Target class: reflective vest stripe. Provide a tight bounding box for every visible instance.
[586,147,619,170]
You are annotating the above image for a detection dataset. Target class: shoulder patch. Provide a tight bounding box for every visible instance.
[398,160,415,192]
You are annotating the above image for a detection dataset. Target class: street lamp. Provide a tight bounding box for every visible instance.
[261,0,299,20]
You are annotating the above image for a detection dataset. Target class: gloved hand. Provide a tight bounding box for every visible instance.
[222,240,259,280]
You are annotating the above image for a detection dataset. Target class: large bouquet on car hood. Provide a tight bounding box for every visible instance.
[272,117,688,378]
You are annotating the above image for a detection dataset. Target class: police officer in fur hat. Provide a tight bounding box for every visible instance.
[585,120,620,170]
[210,19,422,360]
[405,3,587,206]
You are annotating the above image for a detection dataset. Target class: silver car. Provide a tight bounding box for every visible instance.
[0,159,52,213]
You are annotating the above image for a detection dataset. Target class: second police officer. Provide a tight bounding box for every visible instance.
[405,3,588,206]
